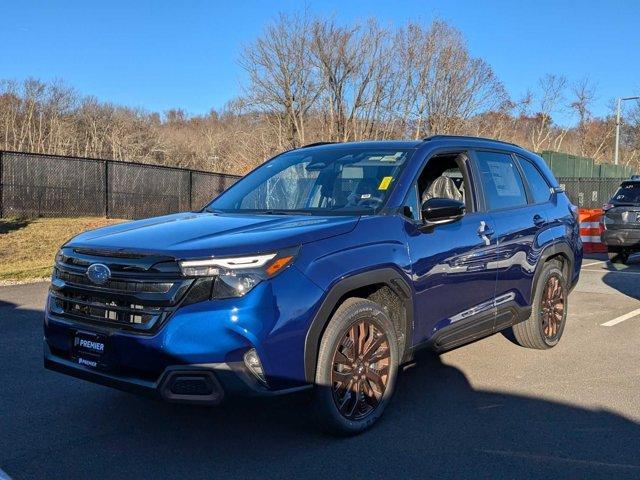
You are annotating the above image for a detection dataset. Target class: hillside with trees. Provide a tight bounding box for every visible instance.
[0,14,638,176]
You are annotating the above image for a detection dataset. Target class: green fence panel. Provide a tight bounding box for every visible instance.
[540,150,635,179]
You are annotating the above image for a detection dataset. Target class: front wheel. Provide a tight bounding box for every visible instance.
[512,261,568,349]
[311,297,399,436]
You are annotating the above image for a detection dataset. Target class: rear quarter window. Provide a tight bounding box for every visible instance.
[518,157,551,204]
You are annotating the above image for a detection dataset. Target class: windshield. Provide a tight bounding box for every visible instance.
[612,183,640,204]
[207,147,413,215]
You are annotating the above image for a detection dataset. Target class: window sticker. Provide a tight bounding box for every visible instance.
[487,161,521,197]
[380,152,403,162]
[378,176,393,190]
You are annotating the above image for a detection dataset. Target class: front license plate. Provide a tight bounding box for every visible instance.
[72,331,108,368]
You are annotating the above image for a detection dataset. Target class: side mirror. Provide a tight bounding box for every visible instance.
[421,197,465,227]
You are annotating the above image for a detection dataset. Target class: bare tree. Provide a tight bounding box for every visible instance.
[395,21,507,139]
[570,78,596,155]
[528,74,567,151]
[240,12,319,149]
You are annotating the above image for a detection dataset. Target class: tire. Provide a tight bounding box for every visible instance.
[312,297,399,436]
[608,248,629,265]
[512,261,568,350]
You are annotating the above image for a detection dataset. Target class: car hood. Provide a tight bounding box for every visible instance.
[66,211,360,259]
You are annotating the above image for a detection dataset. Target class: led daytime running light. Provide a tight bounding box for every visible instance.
[180,253,276,272]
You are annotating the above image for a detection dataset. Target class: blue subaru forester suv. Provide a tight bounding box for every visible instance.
[44,135,582,435]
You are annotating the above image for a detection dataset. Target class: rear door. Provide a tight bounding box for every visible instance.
[472,150,550,328]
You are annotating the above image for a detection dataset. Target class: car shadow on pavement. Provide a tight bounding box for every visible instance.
[599,255,640,300]
[602,270,640,300]
[1,299,639,480]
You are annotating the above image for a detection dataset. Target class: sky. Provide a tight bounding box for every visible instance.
[1,0,639,125]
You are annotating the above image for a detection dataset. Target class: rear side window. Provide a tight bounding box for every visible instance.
[612,183,640,204]
[518,157,551,204]
[475,151,527,210]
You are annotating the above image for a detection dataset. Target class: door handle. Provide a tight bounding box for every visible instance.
[533,214,545,227]
[477,221,494,245]
[477,220,494,236]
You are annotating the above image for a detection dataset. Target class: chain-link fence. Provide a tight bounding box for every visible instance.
[0,151,630,218]
[557,177,625,209]
[0,151,239,219]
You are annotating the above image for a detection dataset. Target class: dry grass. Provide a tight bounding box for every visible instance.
[0,217,123,283]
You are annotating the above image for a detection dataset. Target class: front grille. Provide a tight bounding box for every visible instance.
[54,268,173,293]
[49,248,192,332]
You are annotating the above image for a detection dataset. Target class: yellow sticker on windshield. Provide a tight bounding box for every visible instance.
[378,176,393,190]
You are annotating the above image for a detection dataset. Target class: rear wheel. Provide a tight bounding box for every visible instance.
[512,261,568,349]
[312,297,399,436]
[607,248,629,265]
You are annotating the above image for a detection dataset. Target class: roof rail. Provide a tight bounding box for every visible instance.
[422,135,518,147]
[299,141,336,149]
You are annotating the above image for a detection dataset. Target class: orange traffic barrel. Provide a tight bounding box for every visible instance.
[579,208,607,253]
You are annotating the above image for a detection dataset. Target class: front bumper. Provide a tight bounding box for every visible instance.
[44,342,311,403]
[43,264,324,399]
[602,229,640,248]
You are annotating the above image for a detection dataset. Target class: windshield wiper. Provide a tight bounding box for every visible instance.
[204,208,314,216]
[261,210,313,216]
[203,207,225,214]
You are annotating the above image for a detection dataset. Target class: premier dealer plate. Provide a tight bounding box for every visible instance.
[72,330,108,368]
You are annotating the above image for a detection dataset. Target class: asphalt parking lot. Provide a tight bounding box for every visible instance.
[1,255,639,480]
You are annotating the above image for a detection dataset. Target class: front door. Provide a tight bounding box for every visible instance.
[402,152,499,350]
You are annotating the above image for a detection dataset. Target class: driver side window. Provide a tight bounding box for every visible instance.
[402,152,473,221]
[402,184,420,219]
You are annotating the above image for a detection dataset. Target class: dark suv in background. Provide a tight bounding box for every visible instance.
[602,177,640,264]
[45,135,582,435]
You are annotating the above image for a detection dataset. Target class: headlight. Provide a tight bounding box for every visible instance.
[179,248,298,299]
[179,253,276,277]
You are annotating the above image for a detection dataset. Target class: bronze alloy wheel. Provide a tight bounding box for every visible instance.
[331,320,390,420]
[540,275,565,340]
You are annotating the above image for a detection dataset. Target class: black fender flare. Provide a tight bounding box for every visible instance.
[531,241,576,298]
[303,267,413,383]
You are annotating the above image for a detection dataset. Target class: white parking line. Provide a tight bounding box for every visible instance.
[482,449,640,470]
[0,468,12,480]
[602,307,640,327]
[581,260,605,268]
[582,268,640,275]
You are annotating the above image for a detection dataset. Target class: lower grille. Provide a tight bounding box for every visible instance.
[50,291,162,328]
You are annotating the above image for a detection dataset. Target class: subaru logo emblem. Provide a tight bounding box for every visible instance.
[86,263,111,285]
